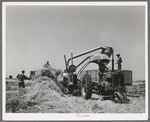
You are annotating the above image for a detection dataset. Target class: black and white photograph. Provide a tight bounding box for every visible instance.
[2,2,148,121]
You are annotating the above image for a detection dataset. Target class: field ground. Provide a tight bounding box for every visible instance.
[5,78,145,113]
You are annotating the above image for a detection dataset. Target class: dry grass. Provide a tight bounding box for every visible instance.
[6,78,145,113]
[6,80,33,87]
[6,66,145,113]
[6,90,38,113]
[34,93,145,113]
[24,77,64,101]
[126,83,145,97]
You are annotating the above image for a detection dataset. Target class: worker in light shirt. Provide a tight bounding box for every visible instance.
[116,53,122,71]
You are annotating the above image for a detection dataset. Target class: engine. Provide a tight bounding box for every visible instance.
[100,71,125,95]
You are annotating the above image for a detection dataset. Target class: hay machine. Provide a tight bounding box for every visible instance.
[62,46,132,103]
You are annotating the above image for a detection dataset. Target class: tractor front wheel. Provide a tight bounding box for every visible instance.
[81,74,92,100]
[111,91,124,103]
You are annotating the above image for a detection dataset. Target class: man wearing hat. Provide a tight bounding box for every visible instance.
[17,70,29,88]
[116,53,122,70]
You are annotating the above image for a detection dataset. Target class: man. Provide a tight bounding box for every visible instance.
[63,69,69,79]
[116,53,122,70]
[97,61,108,81]
[17,70,29,88]
[46,61,50,66]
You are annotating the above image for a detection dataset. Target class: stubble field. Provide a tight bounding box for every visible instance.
[6,76,145,113]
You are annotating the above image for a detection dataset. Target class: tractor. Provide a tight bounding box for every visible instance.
[62,46,132,103]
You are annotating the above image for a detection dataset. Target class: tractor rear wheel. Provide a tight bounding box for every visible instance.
[111,91,124,103]
[81,74,92,100]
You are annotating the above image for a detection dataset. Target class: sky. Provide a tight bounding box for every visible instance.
[5,4,146,81]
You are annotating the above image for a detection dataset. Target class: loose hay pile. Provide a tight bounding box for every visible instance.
[25,66,64,101]
[22,66,64,111]
[25,77,64,102]
[6,66,64,113]
[23,76,76,113]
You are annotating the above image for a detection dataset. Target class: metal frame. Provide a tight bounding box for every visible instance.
[64,46,114,74]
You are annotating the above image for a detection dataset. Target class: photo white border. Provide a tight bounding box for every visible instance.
[2,2,148,121]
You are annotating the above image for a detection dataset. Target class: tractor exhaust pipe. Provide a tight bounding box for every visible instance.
[112,49,114,72]
[71,52,73,65]
[64,55,68,72]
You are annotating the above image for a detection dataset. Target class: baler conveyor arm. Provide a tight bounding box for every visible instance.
[67,46,103,65]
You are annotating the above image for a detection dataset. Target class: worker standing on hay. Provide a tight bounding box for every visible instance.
[17,70,29,88]
[46,61,50,67]
[116,53,122,71]
[44,61,50,68]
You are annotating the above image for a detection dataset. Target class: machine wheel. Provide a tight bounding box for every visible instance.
[63,87,69,94]
[111,91,124,104]
[81,74,92,100]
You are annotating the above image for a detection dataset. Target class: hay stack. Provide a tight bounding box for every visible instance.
[25,65,63,101]
[10,66,65,112]
[24,77,64,103]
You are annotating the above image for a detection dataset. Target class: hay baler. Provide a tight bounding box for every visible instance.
[62,46,132,103]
